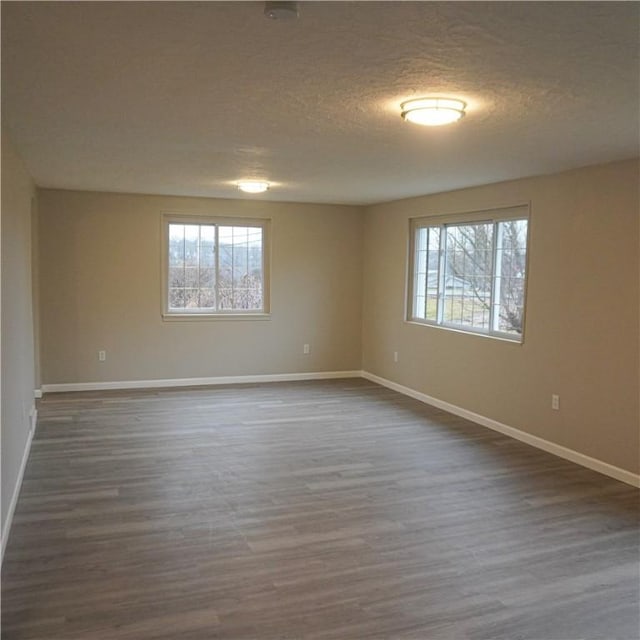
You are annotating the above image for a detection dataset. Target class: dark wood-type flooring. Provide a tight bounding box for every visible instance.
[2,379,639,639]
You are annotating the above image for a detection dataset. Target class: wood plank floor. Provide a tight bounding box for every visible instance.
[2,378,638,639]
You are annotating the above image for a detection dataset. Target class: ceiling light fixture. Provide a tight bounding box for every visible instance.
[237,180,270,194]
[400,97,466,126]
[264,1,298,20]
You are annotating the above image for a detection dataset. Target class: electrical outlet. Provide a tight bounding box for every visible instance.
[303,344,310,355]
[393,351,399,362]
[551,394,560,410]
[98,350,106,362]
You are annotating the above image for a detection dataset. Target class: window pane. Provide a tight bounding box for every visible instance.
[218,229,233,291]
[184,266,199,289]
[413,228,428,319]
[184,288,200,309]
[232,228,249,289]
[425,227,440,322]
[168,266,184,289]
[246,286,263,310]
[169,287,185,309]
[200,225,215,267]
[183,225,199,267]
[218,287,232,310]
[219,225,263,311]
[169,224,185,267]
[443,223,493,330]
[198,288,215,309]
[494,219,528,334]
[247,228,264,310]
[199,267,215,288]
[412,226,440,321]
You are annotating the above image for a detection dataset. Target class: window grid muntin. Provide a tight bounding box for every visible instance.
[490,221,503,332]
[441,221,493,332]
[409,214,528,341]
[413,227,427,319]
[166,219,266,315]
[494,218,528,334]
[168,223,218,311]
[217,225,264,311]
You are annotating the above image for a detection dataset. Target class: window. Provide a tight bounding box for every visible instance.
[163,216,269,317]
[408,206,529,341]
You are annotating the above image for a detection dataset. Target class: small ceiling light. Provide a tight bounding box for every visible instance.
[400,97,466,126]
[237,180,270,194]
[264,1,298,20]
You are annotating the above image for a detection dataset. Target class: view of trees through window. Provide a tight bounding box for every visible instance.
[412,217,528,338]
[168,223,264,312]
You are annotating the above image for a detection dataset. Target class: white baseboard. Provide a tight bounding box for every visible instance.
[41,370,363,394]
[1,407,36,564]
[361,371,640,488]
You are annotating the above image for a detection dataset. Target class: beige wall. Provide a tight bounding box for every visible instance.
[362,159,639,474]
[38,190,363,384]
[34,160,640,476]
[1,131,37,535]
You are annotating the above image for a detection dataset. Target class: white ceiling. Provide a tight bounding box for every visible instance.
[2,1,638,205]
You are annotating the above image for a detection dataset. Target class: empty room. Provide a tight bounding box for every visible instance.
[1,2,638,639]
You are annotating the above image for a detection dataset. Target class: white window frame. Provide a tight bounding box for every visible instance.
[162,214,271,320]
[407,204,530,342]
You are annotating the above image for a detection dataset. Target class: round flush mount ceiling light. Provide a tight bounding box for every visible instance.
[400,97,466,126]
[237,180,270,194]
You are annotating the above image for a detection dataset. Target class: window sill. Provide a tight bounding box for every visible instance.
[405,319,523,344]
[163,312,272,322]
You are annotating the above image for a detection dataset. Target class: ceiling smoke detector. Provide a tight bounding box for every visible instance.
[264,1,298,20]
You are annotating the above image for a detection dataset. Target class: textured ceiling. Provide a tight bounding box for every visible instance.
[2,1,638,205]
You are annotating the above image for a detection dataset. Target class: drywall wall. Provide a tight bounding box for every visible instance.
[38,190,363,384]
[362,159,640,474]
[1,131,37,540]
